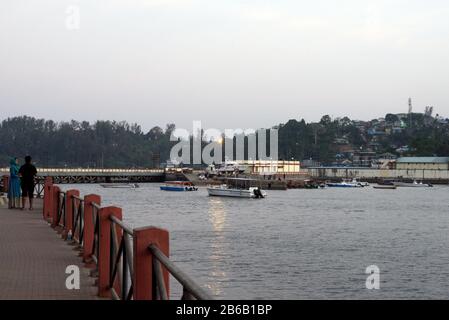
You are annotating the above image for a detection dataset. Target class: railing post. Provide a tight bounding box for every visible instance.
[51,186,61,228]
[133,227,170,300]
[98,206,122,298]
[83,194,101,263]
[2,175,9,193]
[43,177,53,221]
[64,189,80,239]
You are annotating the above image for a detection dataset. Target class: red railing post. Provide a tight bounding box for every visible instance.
[133,227,170,300]
[51,186,61,228]
[98,206,122,298]
[42,177,53,221]
[83,194,101,263]
[64,189,80,239]
[2,175,9,193]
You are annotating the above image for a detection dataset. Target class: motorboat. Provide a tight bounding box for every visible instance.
[373,185,397,190]
[100,183,139,189]
[393,180,433,188]
[207,178,267,198]
[326,179,365,188]
[160,181,198,192]
[207,185,267,198]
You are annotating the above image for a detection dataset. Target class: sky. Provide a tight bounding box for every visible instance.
[1,0,449,131]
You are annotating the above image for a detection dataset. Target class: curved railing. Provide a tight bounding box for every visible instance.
[42,177,212,300]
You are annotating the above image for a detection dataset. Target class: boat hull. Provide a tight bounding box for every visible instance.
[100,183,138,189]
[326,183,361,188]
[160,185,198,191]
[373,185,397,190]
[393,182,432,188]
[207,187,267,198]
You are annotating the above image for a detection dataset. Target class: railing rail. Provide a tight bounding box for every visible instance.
[149,244,212,300]
[42,178,212,300]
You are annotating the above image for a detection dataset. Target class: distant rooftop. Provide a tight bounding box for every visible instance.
[397,157,449,163]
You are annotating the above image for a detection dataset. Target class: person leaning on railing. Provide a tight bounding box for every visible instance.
[19,155,37,211]
[8,157,21,209]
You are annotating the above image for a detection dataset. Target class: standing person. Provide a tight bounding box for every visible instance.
[8,157,21,209]
[19,156,37,210]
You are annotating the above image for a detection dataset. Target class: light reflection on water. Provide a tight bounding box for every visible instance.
[206,198,228,296]
[60,183,449,299]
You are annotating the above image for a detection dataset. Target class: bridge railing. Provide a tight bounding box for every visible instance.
[42,178,211,300]
[1,175,45,198]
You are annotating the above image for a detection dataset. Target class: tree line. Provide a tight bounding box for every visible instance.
[1,114,449,168]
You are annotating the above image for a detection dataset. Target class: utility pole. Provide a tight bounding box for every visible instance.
[408,97,413,129]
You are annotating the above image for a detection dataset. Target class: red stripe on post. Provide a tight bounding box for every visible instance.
[133,227,170,300]
[43,177,53,221]
[64,190,80,239]
[98,206,122,298]
[83,194,101,263]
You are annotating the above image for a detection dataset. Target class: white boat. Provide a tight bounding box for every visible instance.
[393,180,433,188]
[326,179,366,188]
[207,178,267,198]
[207,185,267,198]
[100,183,139,189]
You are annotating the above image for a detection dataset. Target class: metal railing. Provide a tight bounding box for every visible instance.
[149,244,212,300]
[42,178,212,300]
[109,215,134,300]
[71,195,84,244]
[56,191,66,228]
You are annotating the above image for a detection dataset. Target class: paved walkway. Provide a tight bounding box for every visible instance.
[0,198,98,299]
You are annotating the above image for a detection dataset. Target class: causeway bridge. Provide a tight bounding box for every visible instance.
[0,168,166,184]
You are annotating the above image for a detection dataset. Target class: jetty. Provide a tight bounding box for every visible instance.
[0,178,211,300]
[0,168,165,184]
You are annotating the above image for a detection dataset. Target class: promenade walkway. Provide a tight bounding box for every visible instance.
[0,199,98,299]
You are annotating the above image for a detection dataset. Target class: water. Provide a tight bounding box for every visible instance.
[62,184,449,299]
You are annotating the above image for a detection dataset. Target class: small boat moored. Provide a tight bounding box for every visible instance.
[160,181,198,192]
[326,179,366,188]
[373,185,397,190]
[100,183,139,189]
[393,180,433,188]
[207,178,267,199]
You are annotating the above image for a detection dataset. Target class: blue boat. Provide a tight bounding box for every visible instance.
[160,181,198,192]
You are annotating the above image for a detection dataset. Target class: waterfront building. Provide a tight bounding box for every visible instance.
[236,160,301,175]
[396,157,449,170]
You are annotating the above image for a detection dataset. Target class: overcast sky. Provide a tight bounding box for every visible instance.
[1,0,448,131]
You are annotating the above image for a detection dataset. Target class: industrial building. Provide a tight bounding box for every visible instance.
[395,157,449,170]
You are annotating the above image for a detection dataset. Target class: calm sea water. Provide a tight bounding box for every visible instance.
[62,183,449,299]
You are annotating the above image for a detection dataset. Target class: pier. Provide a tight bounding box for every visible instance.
[0,168,165,184]
[0,178,211,300]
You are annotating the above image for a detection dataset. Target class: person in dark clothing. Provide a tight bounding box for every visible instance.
[19,155,37,210]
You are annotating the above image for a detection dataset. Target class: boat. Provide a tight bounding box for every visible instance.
[326,179,365,188]
[373,185,397,190]
[207,178,267,198]
[207,185,267,198]
[393,180,433,188]
[160,181,198,192]
[100,183,139,189]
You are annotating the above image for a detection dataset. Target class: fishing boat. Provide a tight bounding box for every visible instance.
[100,183,139,189]
[373,185,397,190]
[207,178,267,198]
[160,181,198,192]
[393,180,433,188]
[326,179,365,188]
